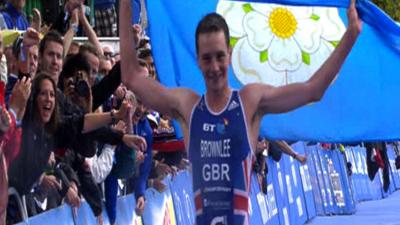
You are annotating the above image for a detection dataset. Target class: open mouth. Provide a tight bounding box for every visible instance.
[42,104,53,114]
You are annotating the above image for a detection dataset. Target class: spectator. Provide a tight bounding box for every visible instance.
[38,30,64,84]
[137,48,156,80]
[269,140,307,164]
[68,41,80,56]
[102,44,115,66]
[0,0,29,30]
[58,54,147,222]
[5,29,39,106]
[50,0,83,35]
[8,73,143,195]
[105,89,152,224]
[97,57,112,84]
[0,77,31,225]
[113,52,120,63]
[253,138,268,194]
[85,143,116,184]
[79,43,100,86]
[39,30,121,114]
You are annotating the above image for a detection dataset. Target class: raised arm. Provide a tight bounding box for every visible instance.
[243,0,362,116]
[119,0,196,121]
[63,9,79,58]
[78,4,103,56]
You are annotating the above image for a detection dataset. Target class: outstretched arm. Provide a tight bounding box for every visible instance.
[119,0,196,121]
[274,141,307,164]
[82,101,129,133]
[244,0,362,116]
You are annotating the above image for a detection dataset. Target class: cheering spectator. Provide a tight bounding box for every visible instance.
[0,76,31,225]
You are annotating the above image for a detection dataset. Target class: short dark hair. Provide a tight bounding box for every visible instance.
[79,42,99,58]
[137,48,152,59]
[39,30,64,56]
[11,35,23,58]
[25,72,59,134]
[58,53,91,91]
[195,13,230,54]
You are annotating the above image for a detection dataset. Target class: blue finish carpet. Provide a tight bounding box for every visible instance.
[309,191,400,225]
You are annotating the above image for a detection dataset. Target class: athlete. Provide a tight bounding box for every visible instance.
[119,0,362,224]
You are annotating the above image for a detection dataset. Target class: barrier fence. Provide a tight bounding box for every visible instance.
[14,142,400,225]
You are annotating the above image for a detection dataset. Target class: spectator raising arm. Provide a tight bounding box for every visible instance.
[63,9,80,58]
[78,4,103,56]
[9,77,31,121]
[30,8,42,32]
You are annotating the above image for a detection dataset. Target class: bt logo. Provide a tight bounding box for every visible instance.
[203,119,229,134]
[203,123,216,132]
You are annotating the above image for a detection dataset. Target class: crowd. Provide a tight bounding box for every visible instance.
[0,0,137,38]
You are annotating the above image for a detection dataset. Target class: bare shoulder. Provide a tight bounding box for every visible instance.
[170,87,200,122]
[239,83,275,118]
[172,87,200,106]
[239,83,273,104]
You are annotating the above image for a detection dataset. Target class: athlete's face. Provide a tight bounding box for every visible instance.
[197,31,231,93]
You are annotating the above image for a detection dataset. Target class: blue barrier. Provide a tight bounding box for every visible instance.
[114,195,142,225]
[370,169,384,200]
[15,204,74,225]
[169,171,195,225]
[359,146,377,200]
[386,145,400,190]
[249,158,280,225]
[351,146,374,201]
[305,144,328,216]
[330,148,356,214]
[14,142,400,225]
[283,142,308,225]
[344,147,357,201]
[142,178,177,225]
[270,158,291,225]
[264,180,279,225]
[249,173,268,225]
[315,146,336,215]
[294,142,317,221]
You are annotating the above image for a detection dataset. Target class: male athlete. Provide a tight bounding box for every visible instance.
[119,0,361,224]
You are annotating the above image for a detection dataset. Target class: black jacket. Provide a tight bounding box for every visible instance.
[8,115,84,195]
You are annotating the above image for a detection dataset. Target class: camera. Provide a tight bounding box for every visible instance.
[68,79,90,97]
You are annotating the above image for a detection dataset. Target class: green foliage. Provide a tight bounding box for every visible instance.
[372,0,400,22]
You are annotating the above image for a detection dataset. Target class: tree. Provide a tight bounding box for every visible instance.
[372,0,400,21]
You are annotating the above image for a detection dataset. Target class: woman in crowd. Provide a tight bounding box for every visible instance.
[8,73,147,197]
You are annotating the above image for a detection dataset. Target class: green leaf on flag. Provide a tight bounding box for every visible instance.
[230,37,239,48]
[311,14,320,21]
[330,41,339,47]
[302,51,311,65]
[242,3,254,13]
[260,50,268,63]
